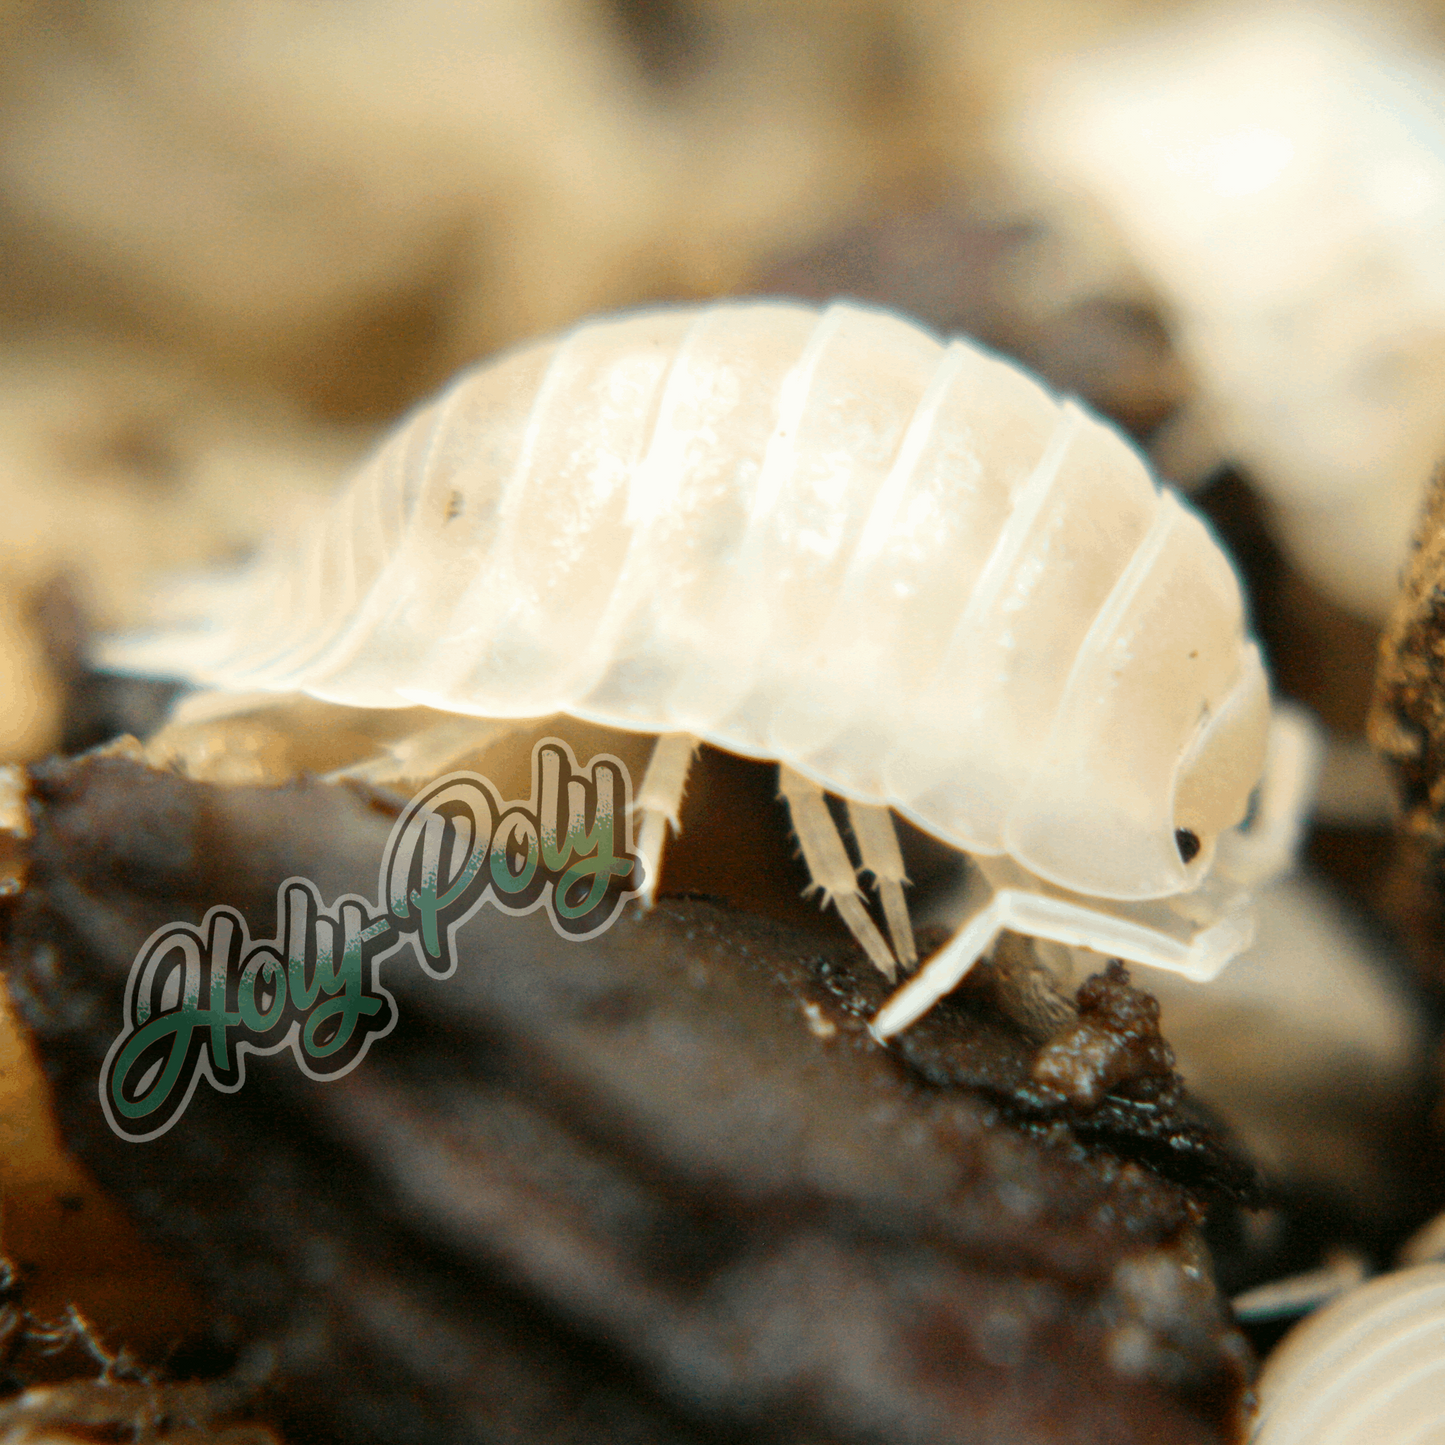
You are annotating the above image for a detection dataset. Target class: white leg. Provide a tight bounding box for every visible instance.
[1230,1249,1368,1324]
[633,733,698,908]
[778,766,897,981]
[324,716,514,784]
[870,881,1004,1039]
[845,799,917,968]
[871,851,1260,1040]
[168,688,303,725]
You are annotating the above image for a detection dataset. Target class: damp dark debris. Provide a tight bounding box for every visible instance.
[1,754,1256,1445]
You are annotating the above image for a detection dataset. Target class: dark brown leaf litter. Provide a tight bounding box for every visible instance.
[2,753,1256,1445]
[0,1253,276,1442]
[0,1373,278,1445]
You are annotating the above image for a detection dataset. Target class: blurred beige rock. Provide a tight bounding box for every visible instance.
[0,0,930,415]
[0,333,361,759]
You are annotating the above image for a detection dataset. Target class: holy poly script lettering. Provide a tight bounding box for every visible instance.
[100,740,641,1142]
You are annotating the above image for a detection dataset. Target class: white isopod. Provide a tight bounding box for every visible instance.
[105,298,1284,1037]
[1247,1264,1445,1444]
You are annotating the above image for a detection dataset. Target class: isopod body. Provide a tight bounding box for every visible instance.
[106,298,1278,1035]
[1248,1264,1445,1444]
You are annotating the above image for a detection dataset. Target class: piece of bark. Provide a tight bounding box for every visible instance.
[1363,467,1445,999]
[3,754,1254,1445]
[1371,466,1445,837]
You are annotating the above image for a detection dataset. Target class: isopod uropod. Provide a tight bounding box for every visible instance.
[104,298,1285,1037]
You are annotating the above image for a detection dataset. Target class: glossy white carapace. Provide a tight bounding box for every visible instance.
[105,299,1275,1035]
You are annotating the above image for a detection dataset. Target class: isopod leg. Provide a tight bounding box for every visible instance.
[873,851,1258,1039]
[634,733,699,908]
[870,891,1003,1039]
[845,800,917,969]
[168,688,306,726]
[325,716,517,784]
[778,766,897,981]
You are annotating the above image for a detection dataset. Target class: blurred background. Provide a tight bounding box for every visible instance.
[3,0,1445,1408]
[4,0,1444,731]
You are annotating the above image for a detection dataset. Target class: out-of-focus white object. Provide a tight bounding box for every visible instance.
[1145,867,1430,1216]
[1247,1264,1445,1443]
[1015,4,1445,622]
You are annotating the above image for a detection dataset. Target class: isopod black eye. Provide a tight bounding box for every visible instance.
[1174,828,1201,864]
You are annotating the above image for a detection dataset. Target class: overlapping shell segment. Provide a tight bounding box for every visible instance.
[1249,1265,1445,1445]
[106,299,1267,903]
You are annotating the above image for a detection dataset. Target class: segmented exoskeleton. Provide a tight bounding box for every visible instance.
[105,298,1286,1035]
[1248,1263,1445,1445]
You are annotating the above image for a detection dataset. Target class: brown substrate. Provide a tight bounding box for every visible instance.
[3,753,1254,1444]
